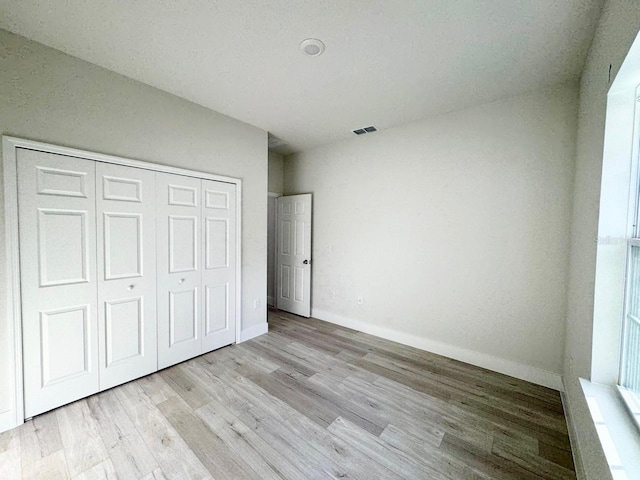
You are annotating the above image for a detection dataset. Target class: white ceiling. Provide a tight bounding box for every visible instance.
[0,0,603,154]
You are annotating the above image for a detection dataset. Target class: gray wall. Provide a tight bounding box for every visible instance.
[0,29,267,424]
[285,82,578,383]
[268,152,284,194]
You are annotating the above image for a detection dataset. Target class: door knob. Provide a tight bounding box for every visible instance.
[303,259,311,265]
[127,284,135,290]
[179,278,185,284]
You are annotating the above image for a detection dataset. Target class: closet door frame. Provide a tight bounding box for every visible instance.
[2,135,243,431]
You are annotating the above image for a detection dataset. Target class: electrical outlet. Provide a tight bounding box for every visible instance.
[331,290,336,299]
[254,299,260,309]
[357,296,364,305]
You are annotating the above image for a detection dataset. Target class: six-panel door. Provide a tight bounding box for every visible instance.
[277,194,312,317]
[202,179,237,352]
[96,163,157,390]
[156,173,204,369]
[18,149,100,418]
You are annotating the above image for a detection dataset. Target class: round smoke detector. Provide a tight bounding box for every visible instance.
[300,38,325,57]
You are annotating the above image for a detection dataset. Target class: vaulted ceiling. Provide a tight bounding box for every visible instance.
[0,0,604,154]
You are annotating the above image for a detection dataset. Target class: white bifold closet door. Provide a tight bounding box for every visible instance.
[201,179,236,352]
[156,173,203,368]
[18,149,99,418]
[18,149,238,417]
[96,163,157,390]
[156,173,237,369]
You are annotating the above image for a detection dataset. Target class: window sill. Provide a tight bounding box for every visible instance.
[580,379,640,480]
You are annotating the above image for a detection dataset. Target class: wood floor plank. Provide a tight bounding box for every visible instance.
[140,468,169,480]
[212,343,281,374]
[19,411,62,466]
[306,372,392,430]
[365,373,566,450]
[157,396,260,480]
[114,382,212,480]
[136,373,180,406]
[327,416,450,480]
[380,423,496,480]
[492,438,576,480]
[87,390,158,479]
[539,440,576,470]
[244,406,403,480]
[242,338,318,377]
[159,366,212,410]
[236,365,338,428]
[343,373,497,449]
[439,432,544,480]
[212,361,398,480]
[197,399,303,480]
[21,449,67,479]
[268,368,386,435]
[56,400,109,478]
[238,408,346,480]
[0,426,20,453]
[72,458,118,480]
[183,359,255,417]
[0,445,21,479]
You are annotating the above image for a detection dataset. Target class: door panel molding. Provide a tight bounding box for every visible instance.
[37,208,90,286]
[103,212,143,280]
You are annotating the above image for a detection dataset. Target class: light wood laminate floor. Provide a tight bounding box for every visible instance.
[0,309,576,479]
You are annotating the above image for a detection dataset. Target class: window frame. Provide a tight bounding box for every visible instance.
[618,86,640,432]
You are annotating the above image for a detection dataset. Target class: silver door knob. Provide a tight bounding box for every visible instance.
[303,259,311,265]
[127,285,135,290]
[179,278,185,283]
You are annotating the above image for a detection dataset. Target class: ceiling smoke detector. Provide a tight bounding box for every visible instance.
[300,38,325,57]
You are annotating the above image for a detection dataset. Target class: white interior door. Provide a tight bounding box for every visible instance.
[276,194,312,317]
[18,149,99,418]
[156,173,202,369]
[96,162,157,390]
[201,180,237,351]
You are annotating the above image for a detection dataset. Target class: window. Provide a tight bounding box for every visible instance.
[619,90,640,430]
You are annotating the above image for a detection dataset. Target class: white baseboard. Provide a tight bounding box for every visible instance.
[311,308,564,391]
[239,322,268,343]
[267,296,275,307]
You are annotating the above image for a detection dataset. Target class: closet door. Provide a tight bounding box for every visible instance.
[96,163,157,390]
[156,173,203,369]
[201,180,237,352]
[18,149,99,418]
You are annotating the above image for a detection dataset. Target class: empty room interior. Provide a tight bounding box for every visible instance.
[1,1,640,479]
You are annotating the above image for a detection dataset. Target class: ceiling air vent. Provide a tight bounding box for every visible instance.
[353,126,377,135]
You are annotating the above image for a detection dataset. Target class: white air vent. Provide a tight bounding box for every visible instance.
[353,126,377,135]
